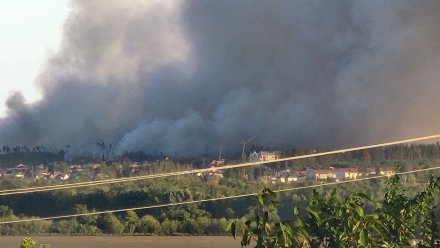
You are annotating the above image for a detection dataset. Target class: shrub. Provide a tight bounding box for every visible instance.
[137,215,160,234]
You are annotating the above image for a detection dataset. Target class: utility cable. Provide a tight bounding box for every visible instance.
[0,165,438,225]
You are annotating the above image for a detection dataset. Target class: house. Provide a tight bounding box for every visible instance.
[314,169,336,180]
[16,164,26,169]
[287,171,307,183]
[365,167,378,176]
[337,167,360,180]
[276,169,290,183]
[259,151,279,162]
[15,172,25,178]
[70,164,82,170]
[35,172,51,180]
[197,166,224,181]
[53,173,70,182]
[210,159,225,167]
[206,167,224,181]
[379,167,396,177]
[272,170,307,184]
[130,163,141,173]
[4,165,28,178]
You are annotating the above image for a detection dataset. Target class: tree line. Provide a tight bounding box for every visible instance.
[2,143,440,166]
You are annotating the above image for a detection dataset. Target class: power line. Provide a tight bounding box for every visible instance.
[1,134,439,196]
[0,165,438,225]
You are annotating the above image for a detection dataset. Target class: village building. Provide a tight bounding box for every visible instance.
[337,167,361,180]
[248,151,280,162]
[364,167,379,176]
[379,167,396,177]
[197,166,224,182]
[4,164,28,178]
[271,169,308,184]
[210,159,225,167]
[51,173,70,182]
[259,151,279,161]
[314,169,337,180]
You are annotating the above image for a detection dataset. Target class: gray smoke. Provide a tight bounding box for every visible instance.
[1,0,440,157]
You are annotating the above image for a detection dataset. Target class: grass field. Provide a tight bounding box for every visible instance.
[0,236,242,248]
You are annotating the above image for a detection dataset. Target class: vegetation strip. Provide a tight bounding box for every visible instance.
[1,165,438,225]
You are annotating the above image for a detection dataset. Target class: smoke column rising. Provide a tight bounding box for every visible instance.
[1,0,440,157]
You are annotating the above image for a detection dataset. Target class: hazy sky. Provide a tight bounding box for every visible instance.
[0,0,69,117]
[1,1,439,156]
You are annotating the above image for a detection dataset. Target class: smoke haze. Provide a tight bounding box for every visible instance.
[1,0,440,157]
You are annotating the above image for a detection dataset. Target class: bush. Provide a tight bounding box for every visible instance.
[77,224,99,235]
[51,219,78,235]
[206,218,228,234]
[19,238,51,248]
[183,216,210,234]
[99,213,124,234]
[20,238,36,248]
[137,215,160,234]
[159,218,180,235]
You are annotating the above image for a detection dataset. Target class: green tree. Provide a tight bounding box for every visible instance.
[124,210,139,234]
[52,219,78,235]
[137,215,160,234]
[75,204,97,225]
[160,218,180,235]
[99,213,124,234]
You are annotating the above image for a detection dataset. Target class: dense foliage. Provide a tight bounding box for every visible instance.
[229,176,440,247]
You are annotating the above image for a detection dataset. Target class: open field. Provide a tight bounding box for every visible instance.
[0,236,241,248]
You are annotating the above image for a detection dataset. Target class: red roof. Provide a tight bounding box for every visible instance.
[314,169,334,174]
[339,168,359,173]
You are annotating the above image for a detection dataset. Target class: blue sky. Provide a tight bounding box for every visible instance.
[0,0,69,117]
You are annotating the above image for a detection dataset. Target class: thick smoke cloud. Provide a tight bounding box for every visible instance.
[1,0,440,157]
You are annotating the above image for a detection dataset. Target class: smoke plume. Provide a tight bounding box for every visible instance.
[1,0,440,157]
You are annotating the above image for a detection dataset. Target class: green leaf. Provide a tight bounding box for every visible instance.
[293,207,299,216]
[337,208,343,217]
[306,207,321,222]
[354,203,365,217]
[258,191,265,206]
[359,229,368,246]
[354,192,372,202]
[353,220,362,231]
[226,221,236,239]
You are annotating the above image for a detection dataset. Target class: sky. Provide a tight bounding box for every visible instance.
[0,1,439,157]
[0,0,69,117]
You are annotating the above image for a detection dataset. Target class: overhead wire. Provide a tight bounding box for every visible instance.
[1,134,440,196]
[0,165,438,225]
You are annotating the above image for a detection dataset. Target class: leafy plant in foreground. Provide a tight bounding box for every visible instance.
[20,238,51,248]
[229,176,440,247]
